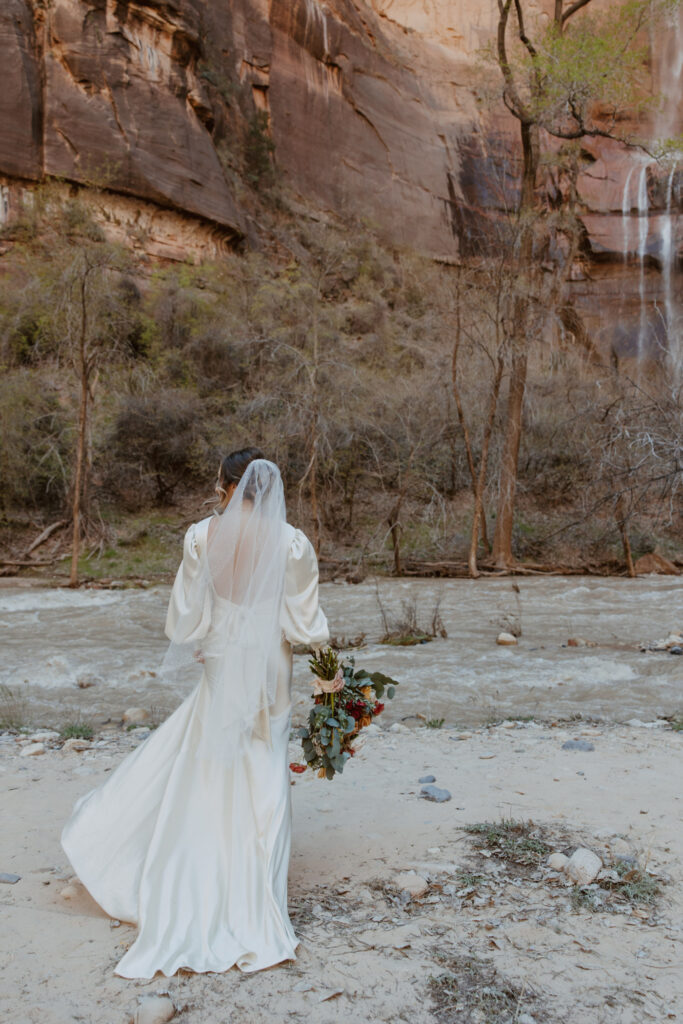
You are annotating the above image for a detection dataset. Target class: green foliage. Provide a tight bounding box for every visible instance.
[244,111,276,190]
[526,2,651,131]
[60,721,94,740]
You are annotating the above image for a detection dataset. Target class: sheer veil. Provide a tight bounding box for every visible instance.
[162,459,288,762]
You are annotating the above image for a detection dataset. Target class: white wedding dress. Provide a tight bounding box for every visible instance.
[62,503,328,979]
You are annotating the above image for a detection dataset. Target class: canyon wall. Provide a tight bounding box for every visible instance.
[0,0,681,354]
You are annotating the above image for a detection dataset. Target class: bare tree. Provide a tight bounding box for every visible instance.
[489,0,669,567]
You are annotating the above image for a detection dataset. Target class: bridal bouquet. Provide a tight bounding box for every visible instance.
[294,647,399,780]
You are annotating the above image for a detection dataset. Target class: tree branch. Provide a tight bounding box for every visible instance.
[497,0,531,122]
[562,0,594,25]
[514,0,537,56]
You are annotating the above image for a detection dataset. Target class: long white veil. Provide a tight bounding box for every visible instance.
[162,459,288,762]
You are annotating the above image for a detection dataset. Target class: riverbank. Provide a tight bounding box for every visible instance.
[1,718,682,1023]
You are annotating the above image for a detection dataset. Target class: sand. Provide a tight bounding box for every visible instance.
[1,719,682,1024]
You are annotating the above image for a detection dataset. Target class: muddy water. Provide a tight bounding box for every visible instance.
[0,577,681,729]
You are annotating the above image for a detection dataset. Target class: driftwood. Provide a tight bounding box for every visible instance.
[2,559,57,567]
[24,519,67,556]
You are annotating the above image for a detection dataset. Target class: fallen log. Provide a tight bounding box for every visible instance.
[24,520,66,555]
[0,558,57,567]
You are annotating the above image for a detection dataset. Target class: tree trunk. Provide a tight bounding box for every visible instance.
[615,495,636,577]
[69,363,88,587]
[469,351,505,576]
[451,307,490,557]
[492,341,528,567]
[492,120,537,568]
[387,495,403,575]
[69,270,90,588]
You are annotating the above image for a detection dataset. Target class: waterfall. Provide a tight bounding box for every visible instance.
[655,6,683,374]
[637,164,650,359]
[621,166,635,259]
[662,164,679,373]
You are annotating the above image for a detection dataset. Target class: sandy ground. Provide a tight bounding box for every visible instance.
[1,719,682,1024]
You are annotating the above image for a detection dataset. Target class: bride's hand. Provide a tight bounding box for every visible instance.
[194,650,205,664]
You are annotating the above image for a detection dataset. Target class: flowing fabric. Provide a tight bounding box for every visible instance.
[61,469,329,979]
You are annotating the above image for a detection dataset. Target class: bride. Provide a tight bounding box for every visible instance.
[62,448,329,978]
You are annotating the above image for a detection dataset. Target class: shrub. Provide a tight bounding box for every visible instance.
[109,390,212,507]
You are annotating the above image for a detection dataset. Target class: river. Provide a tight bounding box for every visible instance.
[0,576,681,729]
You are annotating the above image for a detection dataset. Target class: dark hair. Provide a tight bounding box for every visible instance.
[219,447,265,492]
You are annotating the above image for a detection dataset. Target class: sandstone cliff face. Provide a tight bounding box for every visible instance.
[1,0,245,245]
[0,0,681,354]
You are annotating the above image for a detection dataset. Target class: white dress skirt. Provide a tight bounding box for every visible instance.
[61,519,329,979]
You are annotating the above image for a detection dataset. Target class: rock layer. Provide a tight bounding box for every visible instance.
[0,0,680,347]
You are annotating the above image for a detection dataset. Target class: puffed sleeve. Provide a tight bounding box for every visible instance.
[280,529,329,647]
[164,523,212,643]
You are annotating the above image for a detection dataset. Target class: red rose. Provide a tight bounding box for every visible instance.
[373,702,385,715]
[289,763,307,774]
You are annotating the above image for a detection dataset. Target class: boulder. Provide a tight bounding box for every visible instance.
[133,995,176,1024]
[496,632,518,646]
[19,742,45,757]
[28,730,60,743]
[123,707,149,726]
[565,848,602,886]
[547,852,569,872]
[61,737,93,753]
[394,871,429,899]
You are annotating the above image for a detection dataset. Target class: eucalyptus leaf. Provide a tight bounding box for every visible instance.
[370,671,399,688]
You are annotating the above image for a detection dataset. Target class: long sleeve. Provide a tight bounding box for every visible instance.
[280,528,329,647]
[164,522,212,644]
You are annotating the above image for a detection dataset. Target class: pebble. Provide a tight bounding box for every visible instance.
[562,739,595,751]
[567,637,587,647]
[419,775,436,784]
[565,848,602,886]
[479,752,496,759]
[62,738,93,753]
[419,784,451,803]
[547,853,569,872]
[496,632,518,646]
[134,995,176,1024]
[123,707,149,725]
[389,723,410,734]
[670,646,683,655]
[451,732,472,741]
[20,742,45,757]
[0,872,21,884]
[394,871,429,899]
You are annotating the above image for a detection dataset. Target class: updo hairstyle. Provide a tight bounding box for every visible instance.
[218,447,266,503]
